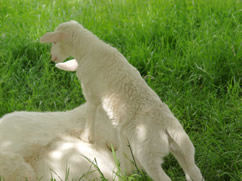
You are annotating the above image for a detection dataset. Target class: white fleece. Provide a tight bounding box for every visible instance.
[0,104,118,180]
[40,20,204,181]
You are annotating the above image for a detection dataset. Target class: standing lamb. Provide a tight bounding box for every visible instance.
[40,20,204,181]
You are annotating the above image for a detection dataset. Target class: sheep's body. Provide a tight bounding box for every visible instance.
[40,21,204,181]
[0,152,35,181]
[0,106,84,158]
[35,135,116,180]
[0,104,118,180]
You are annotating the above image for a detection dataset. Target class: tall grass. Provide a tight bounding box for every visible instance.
[0,0,241,180]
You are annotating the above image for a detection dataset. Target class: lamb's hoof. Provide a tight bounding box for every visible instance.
[80,133,94,144]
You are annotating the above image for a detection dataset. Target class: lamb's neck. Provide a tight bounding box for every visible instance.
[76,53,102,82]
[73,29,103,60]
[76,42,111,77]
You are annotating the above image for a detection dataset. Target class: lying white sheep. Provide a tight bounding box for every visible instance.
[0,104,118,180]
[40,20,204,181]
[35,134,117,180]
[0,151,35,181]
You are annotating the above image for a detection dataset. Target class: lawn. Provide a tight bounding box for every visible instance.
[0,0,241,180]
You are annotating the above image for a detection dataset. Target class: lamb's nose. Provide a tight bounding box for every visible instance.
[52,56,58,62]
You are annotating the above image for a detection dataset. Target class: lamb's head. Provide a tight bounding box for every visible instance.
[40,20,82,63]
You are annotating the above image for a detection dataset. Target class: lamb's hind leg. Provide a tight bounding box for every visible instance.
[117,137,171,181]
[167,128,204,181]
[138,154,171,181]
[134,135,172,181]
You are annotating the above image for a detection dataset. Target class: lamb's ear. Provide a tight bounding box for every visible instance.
[55,59,78,72]
[40,32,66,43]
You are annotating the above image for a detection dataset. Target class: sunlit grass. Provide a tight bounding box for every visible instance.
[0,0,241,180]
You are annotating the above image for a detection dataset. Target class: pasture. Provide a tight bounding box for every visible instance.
[0,0,241,180]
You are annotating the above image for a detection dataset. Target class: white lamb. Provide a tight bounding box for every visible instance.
[0,104,118,180]
[40,20,204,181]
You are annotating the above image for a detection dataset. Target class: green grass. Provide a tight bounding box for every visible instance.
[0,0,241,180]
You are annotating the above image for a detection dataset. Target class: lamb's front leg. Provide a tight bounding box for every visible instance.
[80,102,97,143]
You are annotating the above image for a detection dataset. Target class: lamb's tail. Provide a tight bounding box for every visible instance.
[166,122,204,181]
